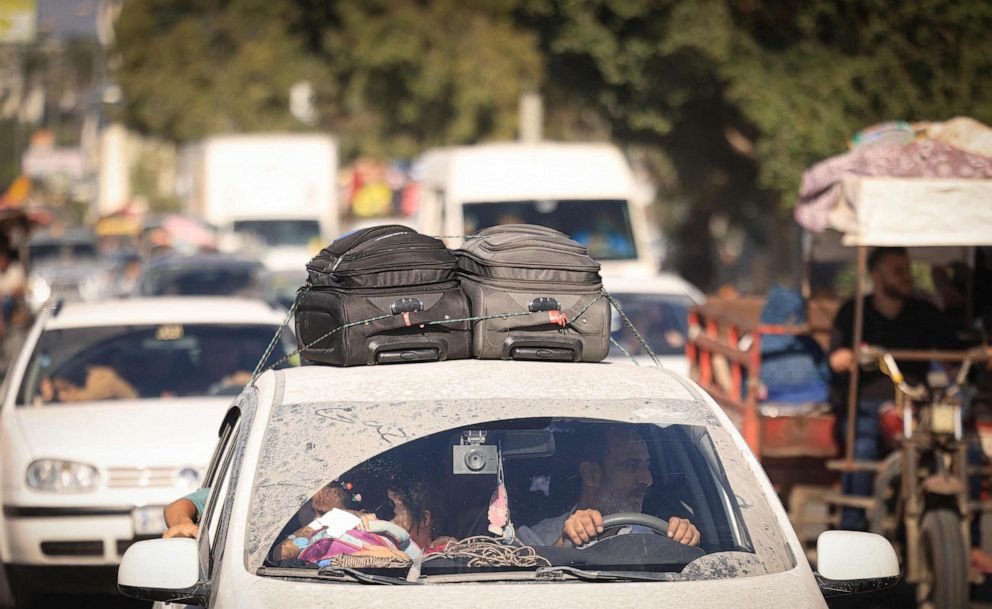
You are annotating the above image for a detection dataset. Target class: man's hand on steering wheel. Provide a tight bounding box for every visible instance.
[667,516,700,546]
[556,509,699,548]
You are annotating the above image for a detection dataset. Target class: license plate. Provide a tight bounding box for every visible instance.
[131,506,167,536]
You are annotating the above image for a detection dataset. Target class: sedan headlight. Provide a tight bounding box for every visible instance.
[27,275,51,310]
[26,459,100,492]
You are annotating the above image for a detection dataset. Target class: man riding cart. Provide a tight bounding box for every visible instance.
[688,118,992,609]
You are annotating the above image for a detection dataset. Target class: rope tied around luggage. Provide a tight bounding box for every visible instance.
[249,287,660,385]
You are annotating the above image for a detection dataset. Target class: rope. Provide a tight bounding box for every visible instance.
[249,291,304,385]
[610,336,639,366]
[422,536,550,568]
[602,289,662,368]
[250,292,605,379]
[249,285,664,377]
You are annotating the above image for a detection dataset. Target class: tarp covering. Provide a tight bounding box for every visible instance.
[795,117,992,246]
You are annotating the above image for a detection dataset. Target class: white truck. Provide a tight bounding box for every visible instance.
[181,134,339,271]
[414,142,659,276]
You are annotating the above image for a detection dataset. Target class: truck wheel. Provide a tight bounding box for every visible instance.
[917,509,968,609]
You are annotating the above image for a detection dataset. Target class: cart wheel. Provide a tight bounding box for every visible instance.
[917,508,968,609]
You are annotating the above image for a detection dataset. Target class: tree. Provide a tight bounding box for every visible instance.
[520,0,992,288]
[112,0,331,142]
[310,0,543,159]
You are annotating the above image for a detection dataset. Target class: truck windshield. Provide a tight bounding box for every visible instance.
[463,199,637,260]
[232,220,321,248]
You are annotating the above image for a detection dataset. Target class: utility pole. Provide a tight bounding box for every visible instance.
[519,91,542,143]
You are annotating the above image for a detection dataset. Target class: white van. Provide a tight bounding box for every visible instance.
[181,134,339,271]
[415,142,657,276]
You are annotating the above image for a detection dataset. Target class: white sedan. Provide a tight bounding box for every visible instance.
[0,297,295,605]
[120,360,897,608]
[604,273,705,375]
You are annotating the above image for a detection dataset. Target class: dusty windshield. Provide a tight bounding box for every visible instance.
[259,416,757,580]
[610,293,694,357]
[17,324,295,405]
[463,199,636,260]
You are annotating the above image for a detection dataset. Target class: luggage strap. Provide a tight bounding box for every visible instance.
[249,288,660,382]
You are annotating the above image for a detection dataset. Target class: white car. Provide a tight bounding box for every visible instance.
[119,361,897,608]
[604,273,705,375]
[0,297,296,604]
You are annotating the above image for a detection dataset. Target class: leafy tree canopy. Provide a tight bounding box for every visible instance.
[112,0,992,287]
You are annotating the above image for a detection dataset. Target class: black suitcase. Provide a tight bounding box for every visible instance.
[295,225,471,366]
[455,224,610,362]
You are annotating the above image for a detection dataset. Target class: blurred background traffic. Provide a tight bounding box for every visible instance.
[0,1,990,607]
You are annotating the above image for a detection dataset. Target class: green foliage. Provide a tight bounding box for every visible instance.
[112,0,332,142]
[111,0,992,287]
[317,0,543,159]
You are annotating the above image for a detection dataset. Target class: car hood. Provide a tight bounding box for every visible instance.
[236,568,826,608]
[13,398,231,466]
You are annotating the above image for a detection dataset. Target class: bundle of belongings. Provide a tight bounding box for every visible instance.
[294,224,611,366]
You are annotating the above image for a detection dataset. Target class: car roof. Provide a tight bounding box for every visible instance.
[602,273,705,304]
[43,297,287,329]
[273,360,703,406]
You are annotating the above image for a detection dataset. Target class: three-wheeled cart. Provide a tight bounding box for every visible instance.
[689,158,992,609]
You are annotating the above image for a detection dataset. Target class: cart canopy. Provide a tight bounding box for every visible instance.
[795,117,992,249]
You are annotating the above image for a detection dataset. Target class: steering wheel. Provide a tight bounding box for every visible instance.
[563,512,669,548]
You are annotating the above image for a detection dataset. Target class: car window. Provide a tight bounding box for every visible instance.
[232,220,321,248]
[609,293,694,357]
[462,199,637,260]
[258,417,754,580]
[29,242,98,265]
[17,324,296,405]
[140,266,262,297]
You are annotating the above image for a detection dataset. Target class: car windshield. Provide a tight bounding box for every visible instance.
[463,200,637,261]
[17,324,295,405]
[610,293,694,357]
[232,219,321,248]
[257,416,760,580]
[140,265,262,296]
[29,242,98,265]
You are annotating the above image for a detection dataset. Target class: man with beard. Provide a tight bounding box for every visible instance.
[829,246,956,531]
[516,425,700,547]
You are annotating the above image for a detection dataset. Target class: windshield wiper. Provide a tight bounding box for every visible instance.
[256,565,417,585]
[535,566,669,583]
[317,566,419,585]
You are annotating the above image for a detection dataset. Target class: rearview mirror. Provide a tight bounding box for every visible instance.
[815,531,900,597]
[118,538,208,604]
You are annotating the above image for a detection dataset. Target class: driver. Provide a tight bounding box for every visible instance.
[516,425,700,548]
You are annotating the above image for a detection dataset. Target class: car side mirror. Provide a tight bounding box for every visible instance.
[118,538,208,605]
[815,531,900,597]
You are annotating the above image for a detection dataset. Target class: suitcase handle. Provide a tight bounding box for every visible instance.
[367,337,449,365]
[502,337,583,362]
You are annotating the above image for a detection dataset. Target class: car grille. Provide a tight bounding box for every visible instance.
[106,467,177,488]
[41,540,103,557]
